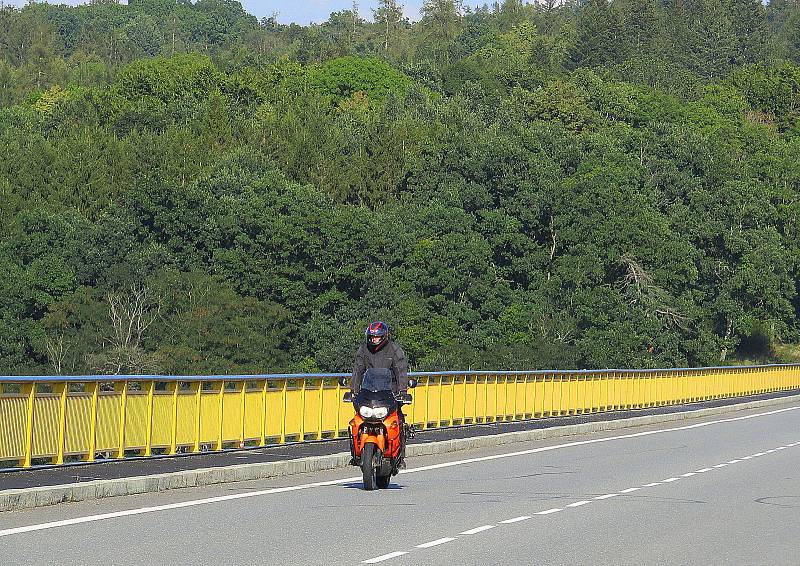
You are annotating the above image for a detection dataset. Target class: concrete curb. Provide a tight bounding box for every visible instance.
[2,394,798,513]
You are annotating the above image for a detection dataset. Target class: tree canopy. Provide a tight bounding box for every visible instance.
[0,0,798,375]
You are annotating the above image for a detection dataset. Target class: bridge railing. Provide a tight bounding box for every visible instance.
[1,365,799,469]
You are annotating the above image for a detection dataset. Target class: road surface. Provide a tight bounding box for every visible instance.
[2,400,799,565]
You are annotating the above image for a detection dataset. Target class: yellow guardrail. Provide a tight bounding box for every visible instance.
[1,365,799,469]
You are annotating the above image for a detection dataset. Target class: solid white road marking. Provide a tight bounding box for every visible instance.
[712,464,728,468]
[594,493,619,500]
[694,468,712,473]
[619,487,641,493]
[0,475,364,538]
[567,500,592,508]
[751,452,766,457]
[415,538,456,548]
[3,404,799,539]
[460,525,495,535]
[500,516,531,524]
[363,551,408,563]
[662,477,680,483]
[642,482,662,487]
[727,459,741,463]
[536,508,563,515]
[681,472,696,477]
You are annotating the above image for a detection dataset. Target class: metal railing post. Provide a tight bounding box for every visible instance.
[54,382,67,465]
[299,378,307,441]
[279,379,287,444]
[87,381,99,462]
[317,379,325,440]
[22,382,35,469]
[116,381,127,459]
[260,379,268,446]
[217,381,225,450]
[169,382,179,455]
[193,381,202,454]
[144,380,154,457]
[239,381,247,448]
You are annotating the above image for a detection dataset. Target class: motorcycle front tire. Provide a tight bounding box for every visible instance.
[361,443,379,491]
[376,472,391,489]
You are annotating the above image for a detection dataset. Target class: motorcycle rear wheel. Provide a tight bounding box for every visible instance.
[361,443,379,491]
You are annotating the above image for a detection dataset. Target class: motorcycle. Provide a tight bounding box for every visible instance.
[340,369,416,490]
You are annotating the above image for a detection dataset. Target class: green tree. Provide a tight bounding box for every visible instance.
[684,0,739,78]
[569,0,619,69]
[418,0,464,64]
[373,0,405,54]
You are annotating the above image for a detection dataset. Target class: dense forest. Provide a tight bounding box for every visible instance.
[0,0,798,376]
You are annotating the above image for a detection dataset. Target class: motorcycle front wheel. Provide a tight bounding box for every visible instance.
[361,443,379,491]
[376,472,391,489]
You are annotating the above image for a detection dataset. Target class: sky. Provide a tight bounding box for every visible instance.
[5,1,427,25]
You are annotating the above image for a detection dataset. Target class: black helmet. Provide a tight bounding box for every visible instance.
[365,321,389,353]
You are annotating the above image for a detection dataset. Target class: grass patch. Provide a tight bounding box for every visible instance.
[774,343,800,363]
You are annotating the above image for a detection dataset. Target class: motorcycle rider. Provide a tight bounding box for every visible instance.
[351,321,413,455]
[347,321,411,474]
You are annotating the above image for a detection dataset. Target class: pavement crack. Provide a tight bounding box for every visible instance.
[755,496,800,508]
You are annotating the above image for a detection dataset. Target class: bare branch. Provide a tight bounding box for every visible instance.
[44,332,70,375]
[98,285,162,375]
[617,253,689,329]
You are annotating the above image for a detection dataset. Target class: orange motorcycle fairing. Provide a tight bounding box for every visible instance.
[349,410,403,460]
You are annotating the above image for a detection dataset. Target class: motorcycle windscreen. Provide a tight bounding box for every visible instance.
[361,368,394,392]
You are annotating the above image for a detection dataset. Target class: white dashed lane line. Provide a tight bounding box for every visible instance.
[499,516,531,524]
[460,525,496,535]
[362,440,800,564]
[415,538,456,549]
[594,493,619,500]
[535,508,563,515]
[363,551,408,563]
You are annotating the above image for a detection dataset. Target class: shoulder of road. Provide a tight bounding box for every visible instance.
[1,391,798,513]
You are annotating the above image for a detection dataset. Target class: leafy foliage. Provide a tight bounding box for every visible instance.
[0,0,798,375]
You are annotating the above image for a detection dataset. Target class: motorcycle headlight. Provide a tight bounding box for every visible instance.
[359,406,374,418]
[372,407,389,419]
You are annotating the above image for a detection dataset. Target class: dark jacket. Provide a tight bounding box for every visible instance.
[351,340,408,394]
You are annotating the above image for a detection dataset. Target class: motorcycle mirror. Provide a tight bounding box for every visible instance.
[407,378,418,389]
[338,376,349,387]
[342,391,353,403]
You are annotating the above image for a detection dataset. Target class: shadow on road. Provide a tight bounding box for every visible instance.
[342,481,406,491]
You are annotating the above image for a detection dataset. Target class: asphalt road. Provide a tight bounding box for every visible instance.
[2,399,799,565]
